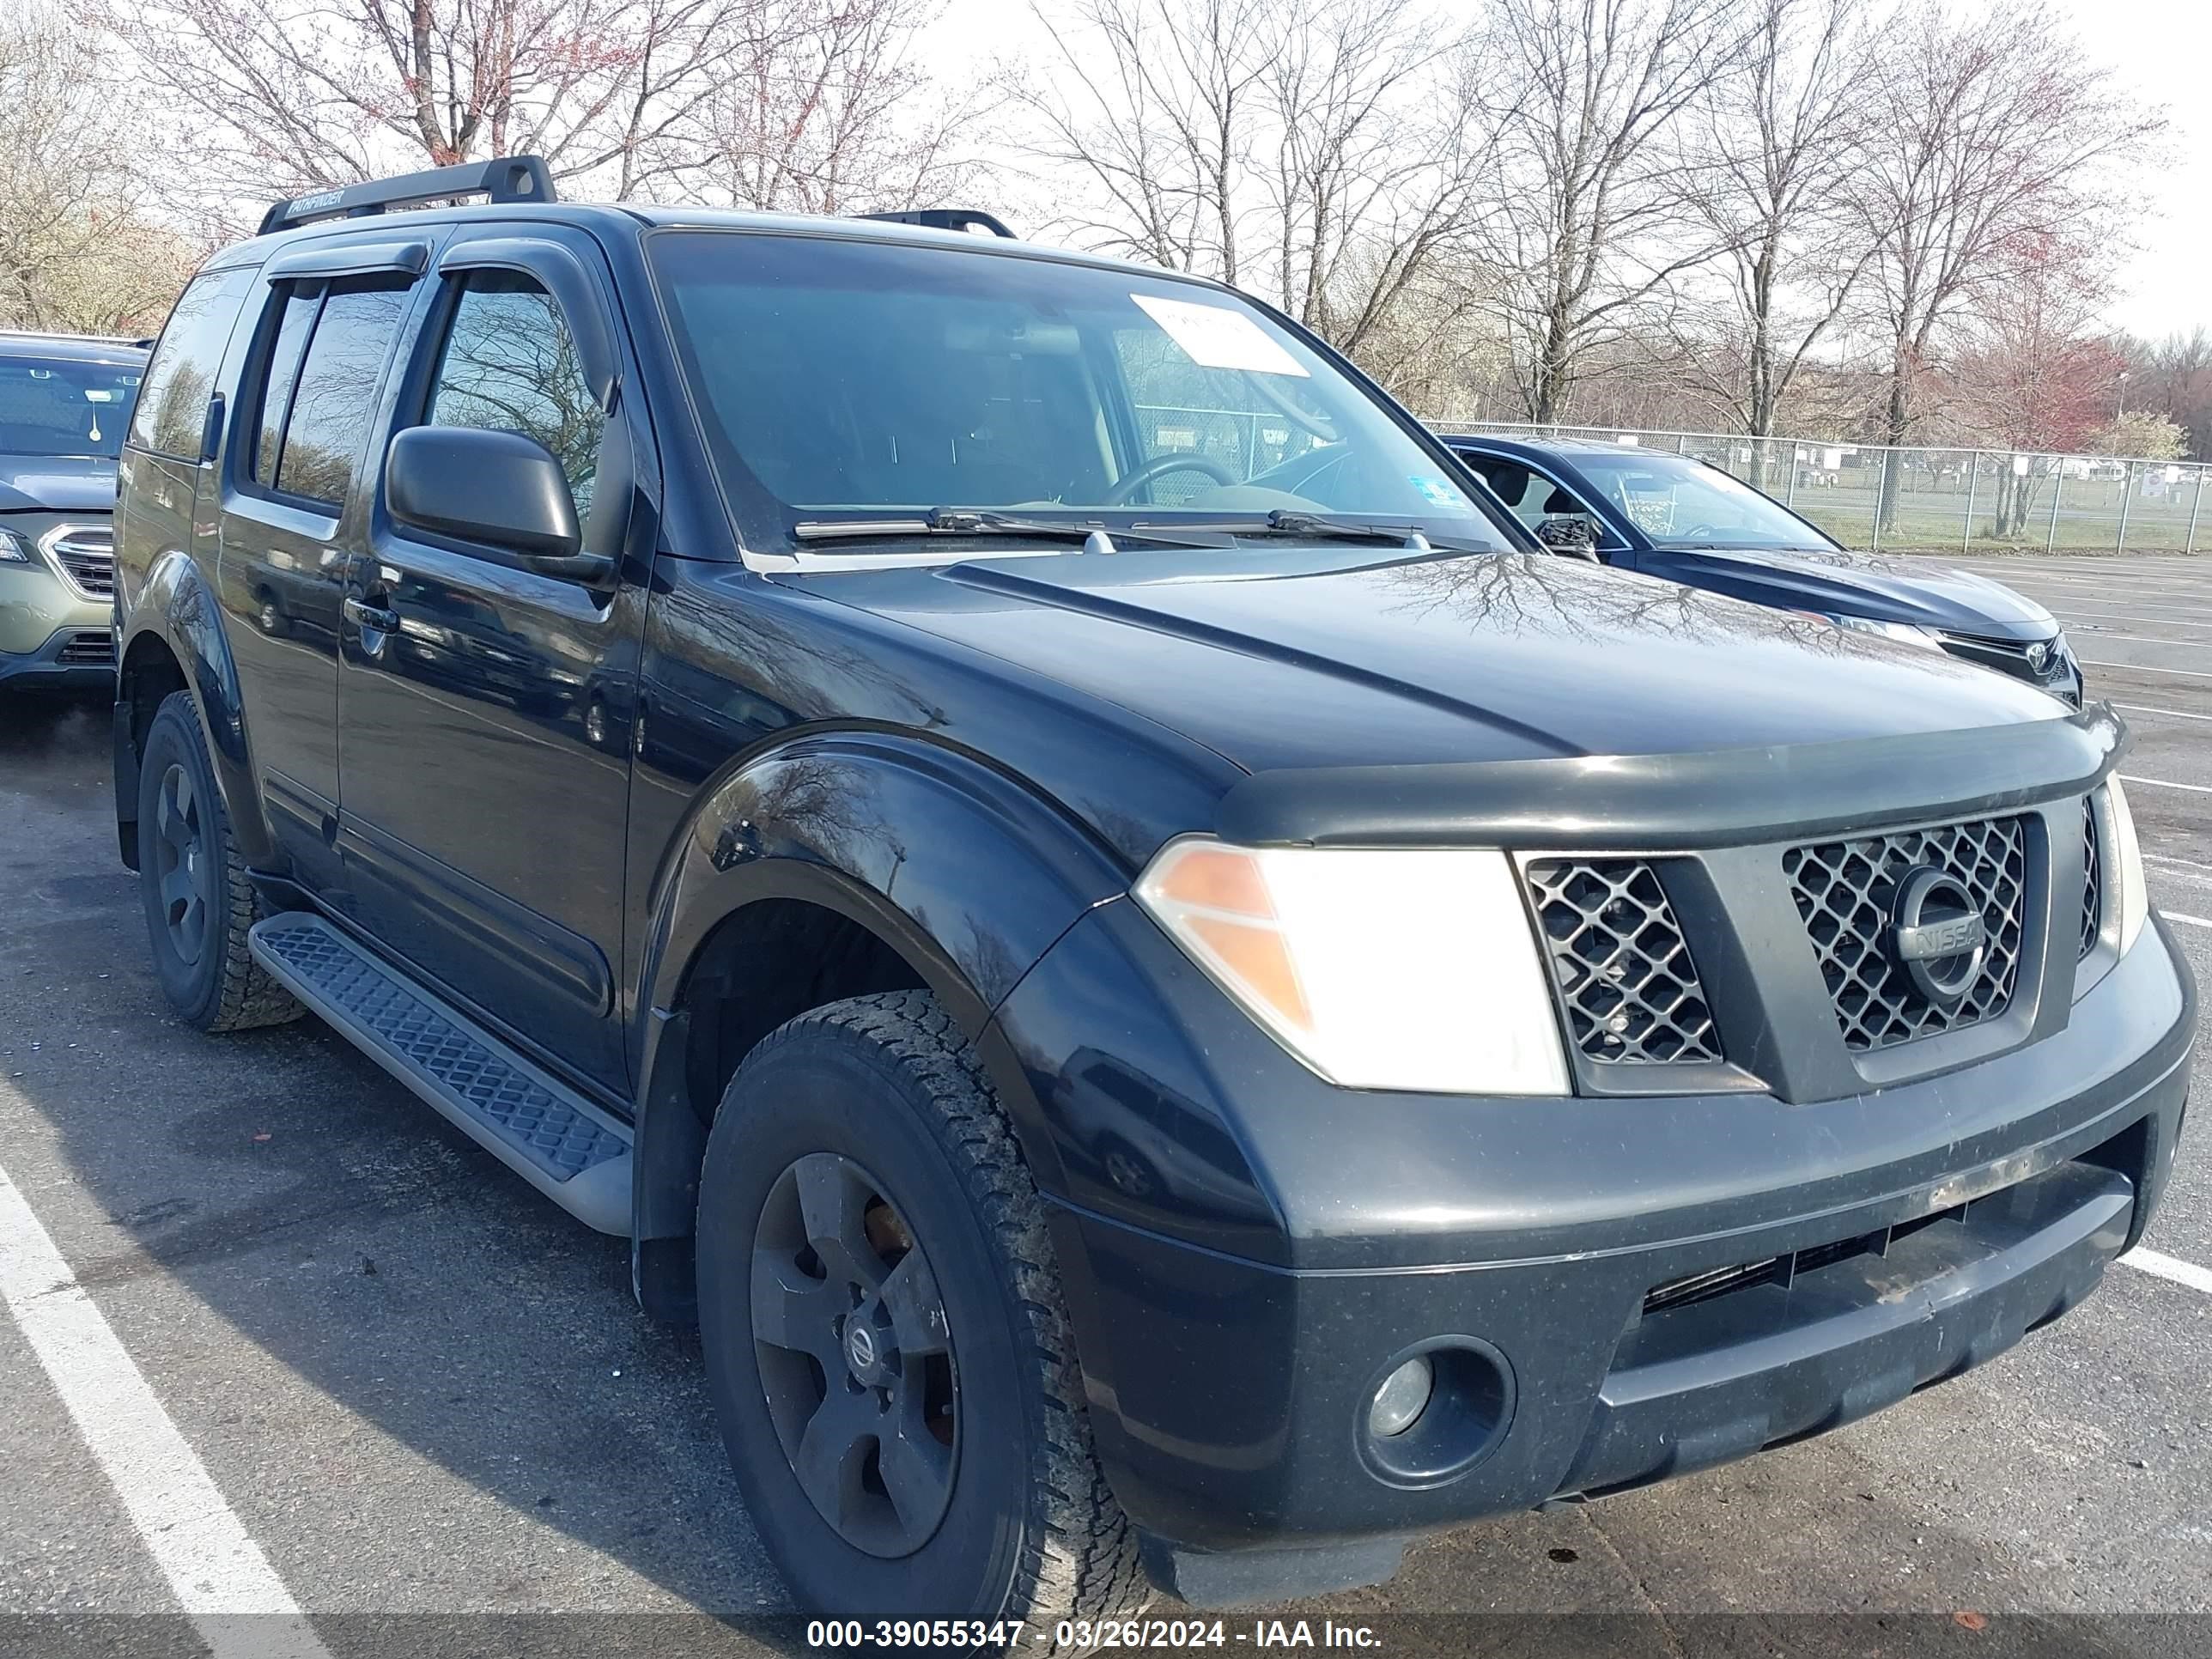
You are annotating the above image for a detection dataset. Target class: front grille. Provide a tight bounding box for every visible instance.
[1936,629,2078,706]
[2080,796,2103,958]
[1783,815,2027,1051]
[57,630,112,665]
[1641,1202,1967,1318]
[1523,859,1720,1065]
[48,526,114,599]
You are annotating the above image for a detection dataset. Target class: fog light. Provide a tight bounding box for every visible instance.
[1367,1354,1433,1437]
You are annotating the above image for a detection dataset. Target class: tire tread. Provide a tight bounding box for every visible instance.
[741,990,1151,1637]
[145,692,302,1033]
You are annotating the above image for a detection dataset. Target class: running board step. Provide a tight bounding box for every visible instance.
[248,913,632,1235]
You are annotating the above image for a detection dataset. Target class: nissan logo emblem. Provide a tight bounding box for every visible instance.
[1890,866,1986,1007]
[845,1322,877,1373]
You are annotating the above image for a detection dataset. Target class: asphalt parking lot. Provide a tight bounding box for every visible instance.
[3,555,2211,1659]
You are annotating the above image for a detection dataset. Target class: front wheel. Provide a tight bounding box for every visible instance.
[697,992,1147,1638]
[134,692,301,1032]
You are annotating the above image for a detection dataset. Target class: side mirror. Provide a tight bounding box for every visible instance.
[1534,514,1601,558]
[386,426,611,582]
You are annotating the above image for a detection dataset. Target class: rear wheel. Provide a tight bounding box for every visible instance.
[135,692,301,1032]
[697,992,1146,1639]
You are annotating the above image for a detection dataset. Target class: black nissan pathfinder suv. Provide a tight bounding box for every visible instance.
[111,159,2192,1633]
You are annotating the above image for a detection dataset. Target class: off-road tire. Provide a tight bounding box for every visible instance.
[135,691,303,1032]
[696,990,1149,1643]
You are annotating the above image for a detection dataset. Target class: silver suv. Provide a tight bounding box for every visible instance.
[0,331,146,691]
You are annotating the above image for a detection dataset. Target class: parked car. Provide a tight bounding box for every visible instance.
[1444,434,2084,705]
[0,331,147,691]
[112,159,2189,1635]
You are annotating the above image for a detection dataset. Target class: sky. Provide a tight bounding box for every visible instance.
[2046,0,2209,339]
[932,0,2210,342]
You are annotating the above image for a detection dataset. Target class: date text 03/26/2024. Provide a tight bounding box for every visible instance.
[805,1620,1385,1649]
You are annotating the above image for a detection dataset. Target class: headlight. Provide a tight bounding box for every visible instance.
[1830,614,1942,649]
[1133,838,1571,1094]
[2107,777,2147,955]
[0,528,30,563]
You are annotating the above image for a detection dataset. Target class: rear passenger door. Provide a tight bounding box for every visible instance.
[335,227,649,1091]
[216,242,430,889]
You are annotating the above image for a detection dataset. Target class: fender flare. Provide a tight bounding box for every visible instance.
[628,729,1131,1298]
[118,548,276,866]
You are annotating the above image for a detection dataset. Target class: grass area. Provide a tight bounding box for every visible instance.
[1762,481,2207,556]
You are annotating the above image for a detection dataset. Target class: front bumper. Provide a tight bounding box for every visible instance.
[0,621,116,691]
[3,534,112,690]
[992,901,2192,1572]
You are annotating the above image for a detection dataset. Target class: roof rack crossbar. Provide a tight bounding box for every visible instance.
[854,209,1018,240]
[259,156,556,236]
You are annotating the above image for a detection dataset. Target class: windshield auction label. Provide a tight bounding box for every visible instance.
[1132,294,1310,378]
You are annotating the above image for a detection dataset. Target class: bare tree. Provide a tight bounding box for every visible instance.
[1006,0,1275,278]
[82,0,759,203]
[668,0,983,214]
[2121,330,2212,462]
[1672,0,1879,458]
[0,2,196,332]
[1464,0,1752,422]
[1000,0,1485,368]
[1942,231,2120,535]
[1849,0,2163,526]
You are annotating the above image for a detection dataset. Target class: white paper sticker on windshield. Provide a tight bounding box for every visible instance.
[1131,294,1310,378]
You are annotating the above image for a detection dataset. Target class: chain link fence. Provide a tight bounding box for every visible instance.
[1430,422,2212,556]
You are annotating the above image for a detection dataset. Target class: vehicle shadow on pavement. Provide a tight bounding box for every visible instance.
[0,691,2198,1656]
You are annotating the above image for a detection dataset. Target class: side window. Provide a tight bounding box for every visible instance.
[425,271,606,519]
[1466,456,1605,538]
[251,284,322,484]
[274,281,413,507]
[129,267,253,461]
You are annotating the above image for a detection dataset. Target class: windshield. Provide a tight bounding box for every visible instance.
[0,352,141,459]
[1571,453,1833,550]
[648,231,1509,552]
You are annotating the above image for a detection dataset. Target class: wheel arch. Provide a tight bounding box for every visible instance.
[628,730,1130,1321]
[115,550,271,868]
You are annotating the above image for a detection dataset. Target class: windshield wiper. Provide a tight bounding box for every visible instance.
[1150,509,1490,552]
[792,508,1208,550]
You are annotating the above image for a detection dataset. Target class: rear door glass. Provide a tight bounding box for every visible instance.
[130,267,254,461]
[272,281,413,507]
[252,284,322,484]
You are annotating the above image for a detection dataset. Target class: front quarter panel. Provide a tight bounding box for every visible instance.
[121,544,274,866]
[639,729,1132,1035]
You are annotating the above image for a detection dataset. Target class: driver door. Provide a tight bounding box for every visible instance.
[334,226,651,1090]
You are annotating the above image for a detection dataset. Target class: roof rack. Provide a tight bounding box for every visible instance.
[855,210,1018,240]
[259,156,556,236]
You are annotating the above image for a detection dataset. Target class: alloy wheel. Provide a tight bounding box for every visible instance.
[151,762,211,967]
[751,1152,959,1558]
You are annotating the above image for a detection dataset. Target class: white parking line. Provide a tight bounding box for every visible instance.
[2145,852,2212,878]
[2161,910,2212,927]
[2114,702,2212,724]
[2123,1249,2212,1297]
[0,1163,330,1659]
[2118,773,2212,794]
[2069,631,2212,651]
[2065,617,2212,635]
[2080,659,2212,680]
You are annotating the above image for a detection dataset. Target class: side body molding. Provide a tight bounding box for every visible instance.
[627,729,1133,1310]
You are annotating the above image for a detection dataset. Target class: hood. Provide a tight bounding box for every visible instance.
[1634,544,2054,638]
[802,547,2071,777]
[0,453,118,514]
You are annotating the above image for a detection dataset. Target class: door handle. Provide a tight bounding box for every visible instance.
[344,597,400,634]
